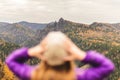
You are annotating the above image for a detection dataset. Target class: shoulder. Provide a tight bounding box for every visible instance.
[75,68,86,80]
[30,65,40,80]
[75,64,91,80]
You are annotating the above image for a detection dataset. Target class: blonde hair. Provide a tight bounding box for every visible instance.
[32,31,76,80]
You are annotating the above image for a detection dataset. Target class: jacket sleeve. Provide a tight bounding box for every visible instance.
[5,47,33,80]
[78,50,115,80]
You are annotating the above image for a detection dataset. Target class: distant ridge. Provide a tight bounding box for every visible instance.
[18,21,47,30]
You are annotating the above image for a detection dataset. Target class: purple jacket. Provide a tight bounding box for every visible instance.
[5,47,115,80]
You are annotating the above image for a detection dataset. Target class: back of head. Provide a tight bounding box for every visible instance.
[43,31,69,66]
[32,31,76,80]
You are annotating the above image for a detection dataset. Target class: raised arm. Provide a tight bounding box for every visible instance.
[5,47,33,80]
[79,50,115,80]
[5,45,45,80]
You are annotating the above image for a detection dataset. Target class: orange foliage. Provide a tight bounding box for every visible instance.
[0,60,18,80]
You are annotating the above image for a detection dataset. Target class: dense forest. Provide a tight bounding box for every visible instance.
[0,18,120,80]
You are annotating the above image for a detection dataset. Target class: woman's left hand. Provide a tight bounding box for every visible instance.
[63,37,86,61]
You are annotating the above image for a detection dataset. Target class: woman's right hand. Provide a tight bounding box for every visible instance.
[28,36,48,60]
[28,45,46,60]
[64,38,86,61]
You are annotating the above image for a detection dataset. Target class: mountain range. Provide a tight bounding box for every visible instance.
[0,18,120,80]
[0,18,120,47]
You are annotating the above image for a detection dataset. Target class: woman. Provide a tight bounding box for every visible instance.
[5,31,115,80]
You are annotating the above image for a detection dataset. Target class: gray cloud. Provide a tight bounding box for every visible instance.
[0,0,120,23]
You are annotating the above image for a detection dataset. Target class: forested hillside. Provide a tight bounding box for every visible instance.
[0,39,19,61]
[0,23,38,47]
[0,18,120,80]
[0,39,19,80]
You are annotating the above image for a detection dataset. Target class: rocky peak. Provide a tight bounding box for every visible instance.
[58,18,66,24]
[59,17,64,22]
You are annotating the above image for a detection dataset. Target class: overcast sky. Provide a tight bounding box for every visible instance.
[0,0,120,24]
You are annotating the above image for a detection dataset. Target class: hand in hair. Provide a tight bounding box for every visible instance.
[28,45,46,60]
[63,38,86,61]
[28,33,49,60]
